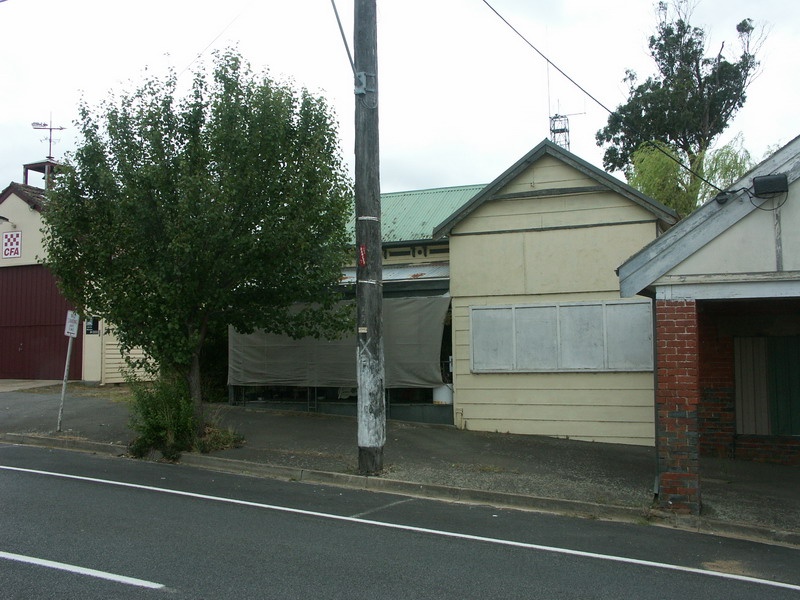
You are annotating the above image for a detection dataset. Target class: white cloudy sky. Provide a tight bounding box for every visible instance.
[1,0,798,192]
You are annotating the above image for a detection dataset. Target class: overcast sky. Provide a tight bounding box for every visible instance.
[1,0,798,192]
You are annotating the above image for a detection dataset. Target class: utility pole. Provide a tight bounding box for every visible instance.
[354,0,385,474]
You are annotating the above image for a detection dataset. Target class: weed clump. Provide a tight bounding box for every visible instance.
[127,375,243,460]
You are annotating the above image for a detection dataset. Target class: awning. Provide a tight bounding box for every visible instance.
[228,295,451,388]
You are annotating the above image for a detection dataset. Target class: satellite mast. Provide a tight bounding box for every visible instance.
[549,114,570,150]
[548,110,586,152]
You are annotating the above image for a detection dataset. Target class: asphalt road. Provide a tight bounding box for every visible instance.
[1,444,798,599]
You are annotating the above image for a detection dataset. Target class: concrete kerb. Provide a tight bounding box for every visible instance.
[649,509,800,548]
[181,452,651,523]
[3,434,798,548]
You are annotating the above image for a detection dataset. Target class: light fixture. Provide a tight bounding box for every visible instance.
[753,174,788,197]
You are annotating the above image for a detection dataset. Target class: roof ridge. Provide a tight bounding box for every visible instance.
[381,183,486,197]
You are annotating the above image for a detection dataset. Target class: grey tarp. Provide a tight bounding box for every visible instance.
[228,295,450,388]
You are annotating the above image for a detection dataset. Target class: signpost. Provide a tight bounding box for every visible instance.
[57,310,80,432]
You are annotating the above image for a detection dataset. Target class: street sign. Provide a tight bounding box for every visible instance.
[64,310,80,338]
[58,311,80,431]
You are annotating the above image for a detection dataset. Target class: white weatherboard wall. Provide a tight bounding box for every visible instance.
[449,155,662,446]
[658,188,800,289]
[0,194,44,266]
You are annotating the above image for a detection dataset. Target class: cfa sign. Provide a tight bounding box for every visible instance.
[2,231,21,259]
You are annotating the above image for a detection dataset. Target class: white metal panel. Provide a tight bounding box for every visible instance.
[559,304,604,369]
[471,306,514,371]
[606,302,653,370]
[514,305,558,370]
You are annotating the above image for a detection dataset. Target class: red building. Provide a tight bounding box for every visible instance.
[0,166,83,380]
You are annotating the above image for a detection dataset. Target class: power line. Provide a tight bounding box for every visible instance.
[330,0,356,77]
[479,0,723,195]
[178,2,254,78]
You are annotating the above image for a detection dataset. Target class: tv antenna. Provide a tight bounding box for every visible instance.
[31,119,66,160]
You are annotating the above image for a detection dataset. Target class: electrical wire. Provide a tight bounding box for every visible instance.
[746,189,789,211]
[331,1,377,110]
[331,0,357,77]
[479,0,725,195]
[177,1,254,78]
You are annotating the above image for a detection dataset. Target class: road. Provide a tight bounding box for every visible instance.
[1,444,798,599]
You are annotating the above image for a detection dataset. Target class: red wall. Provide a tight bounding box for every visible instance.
[0,264,83,379]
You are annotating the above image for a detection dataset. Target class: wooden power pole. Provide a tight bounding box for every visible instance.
[354,0,385,474]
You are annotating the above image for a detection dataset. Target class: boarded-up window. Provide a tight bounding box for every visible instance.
[470,300,653,373]
[471,307,514,371]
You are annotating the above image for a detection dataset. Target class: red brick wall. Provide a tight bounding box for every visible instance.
[735,436,800,465]
[697,308,736,458]
[655,299,700,514]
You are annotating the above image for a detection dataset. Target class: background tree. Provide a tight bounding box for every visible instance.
[626,134,754,215]
[43,49,353,431]
[596,0,762,211]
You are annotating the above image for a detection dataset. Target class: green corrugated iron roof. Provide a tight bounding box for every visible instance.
[347,184,485,244]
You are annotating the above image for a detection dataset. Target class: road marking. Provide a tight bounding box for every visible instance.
[0,550,165,590]
[3,464,799,593]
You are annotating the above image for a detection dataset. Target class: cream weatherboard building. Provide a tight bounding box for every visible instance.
[434,140,677,445]
[230,140,679,446]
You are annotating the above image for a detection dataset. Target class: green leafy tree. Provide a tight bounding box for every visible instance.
[596,0,762,199]
[626,134,754,216]
[43,49,353,430]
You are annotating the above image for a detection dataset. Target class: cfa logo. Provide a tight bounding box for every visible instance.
[2,231,21,259]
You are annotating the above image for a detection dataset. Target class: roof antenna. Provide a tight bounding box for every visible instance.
[31,116,65,160]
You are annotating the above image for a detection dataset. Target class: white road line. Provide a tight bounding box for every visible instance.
[3,464,799,593]
[0,550,165,590]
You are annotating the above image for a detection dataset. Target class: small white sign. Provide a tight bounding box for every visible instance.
[2,231,21,259]
[64,310,80,338]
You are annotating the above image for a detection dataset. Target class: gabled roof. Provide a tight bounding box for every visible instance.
[433,139,678,239]
[618,133,800,298]
[348,184,485,245]
[0,182,46,211]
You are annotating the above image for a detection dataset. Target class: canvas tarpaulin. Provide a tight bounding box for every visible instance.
[228,295,450,388]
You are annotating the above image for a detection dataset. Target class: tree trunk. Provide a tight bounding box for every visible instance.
[187,317,209,437]
[188,351,205,437]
